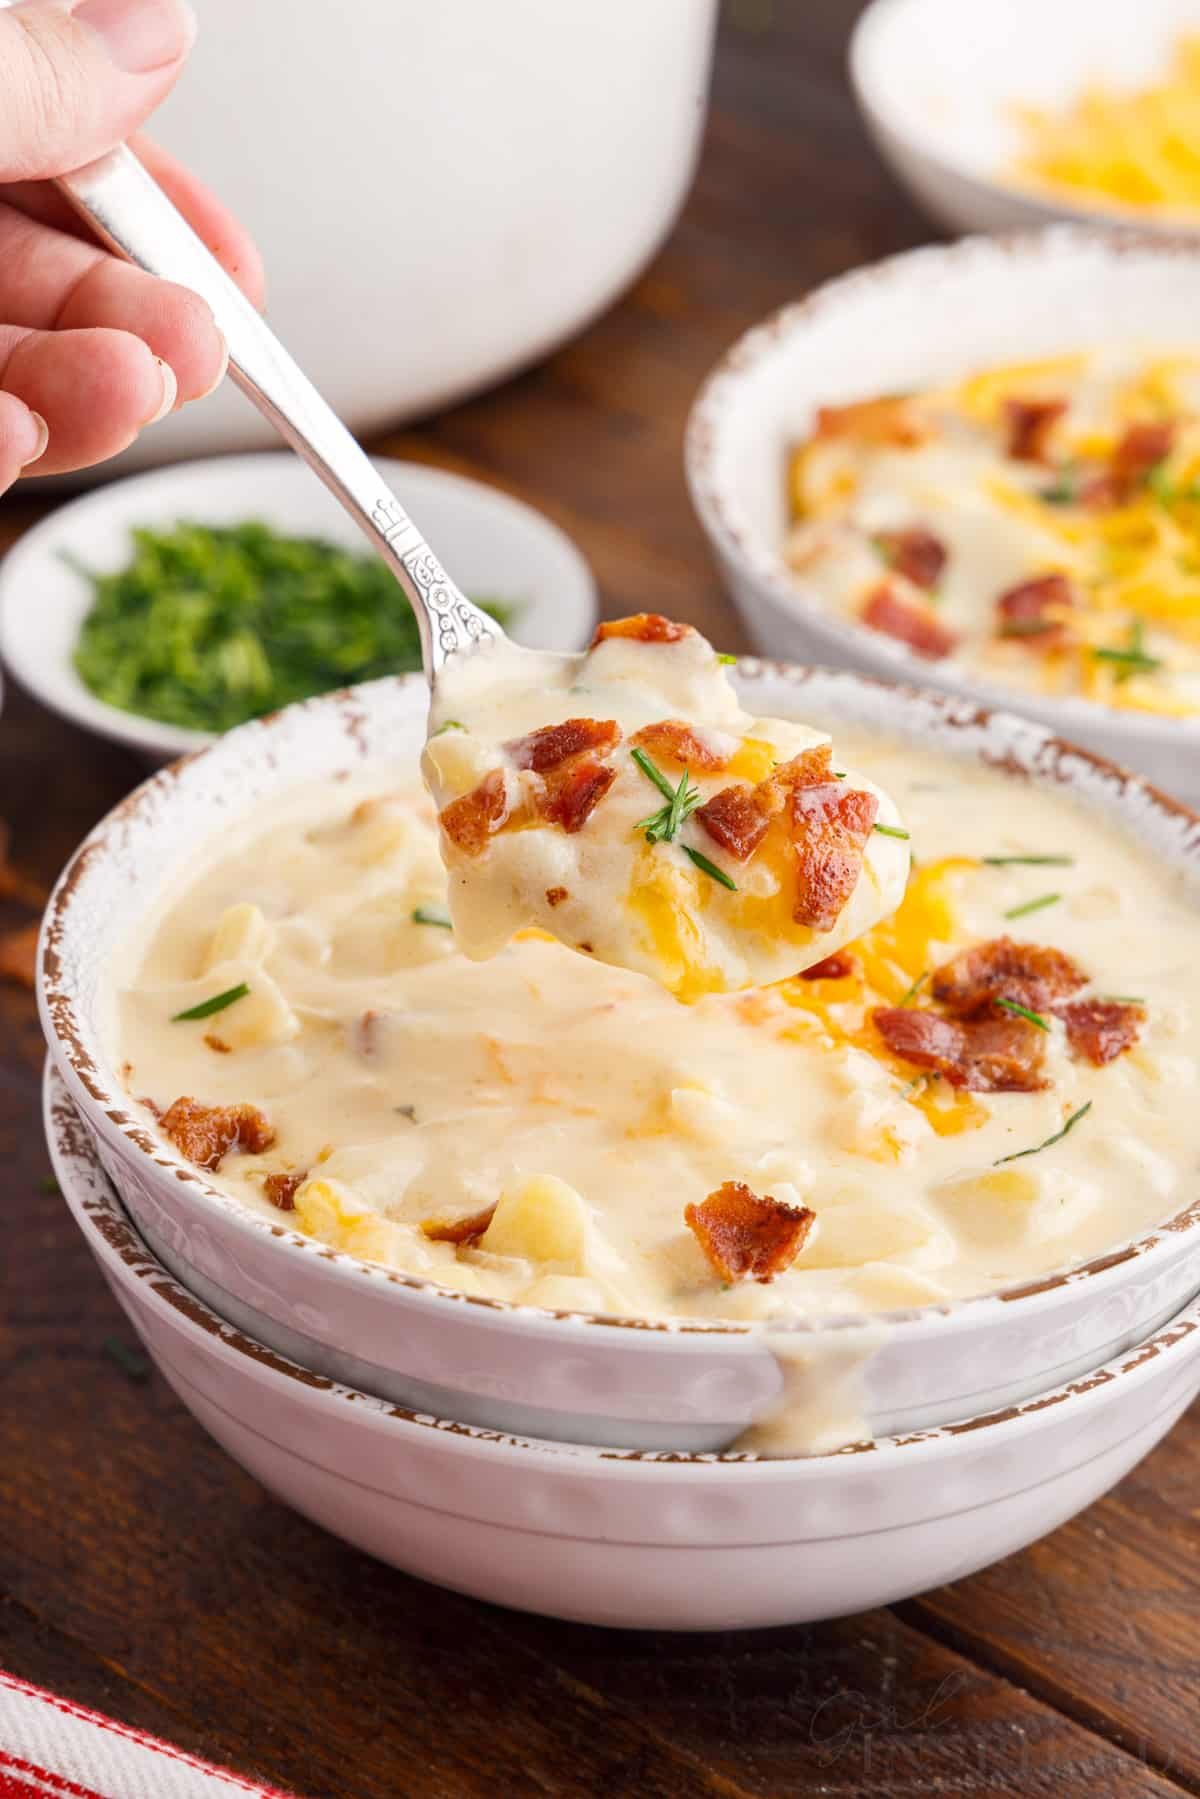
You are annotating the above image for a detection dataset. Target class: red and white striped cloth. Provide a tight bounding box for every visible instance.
[0,1672,302,1799]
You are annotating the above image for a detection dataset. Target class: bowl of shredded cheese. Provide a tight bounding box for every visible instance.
[851,0,1200,236]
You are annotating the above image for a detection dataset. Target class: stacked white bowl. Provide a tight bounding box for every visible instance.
[37,668,1200,1629]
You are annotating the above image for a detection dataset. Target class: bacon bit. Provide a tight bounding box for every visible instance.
[203,1034,231,1055]
[802,949,858,980]
[685,1180,815,1284]
[761,744,833,811]
[591,613,692,646]
[874,527,947,592]
[873,1007,1048,1092]
[695,784,769,861]
[1076,471,1122,511]
[264,1170,305,1212]
[159,1097,275,1171]
[697,745,833,861]
[506,718,620,773]
[1004,396,1066,463]
[932,936,1086,1018]
[0,922,38,988]
[790,782,879,932]
[545,886,569,908]
[421,1203,498,1246]
[630,719,728,772]
[540,759,617,833]
[439,768,511,857]
[1058,999,1145,1067]
[355,1009,381,1059]
[861,583,958,660]
[1113,419,1176,489]
[995,573,1076,647]
[814,395,926,447]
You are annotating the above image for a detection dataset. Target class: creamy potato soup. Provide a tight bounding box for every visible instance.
[113,734,1198,1325]
[785,350,1200,715]
[422,615,909,997]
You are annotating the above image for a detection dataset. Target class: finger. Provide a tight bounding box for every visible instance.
[0,390,48,491]
[1,134,267,309]
[0,0,196,182]
[0,201,226,401]
[0,323,173,474]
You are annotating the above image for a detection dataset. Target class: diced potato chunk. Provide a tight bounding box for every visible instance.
[481,1174,590,1268]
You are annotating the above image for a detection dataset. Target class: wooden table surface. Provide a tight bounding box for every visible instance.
[2,5,1197,1795]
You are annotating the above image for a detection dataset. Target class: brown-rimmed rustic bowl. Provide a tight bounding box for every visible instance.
[38,664,1200,1453]
[47,1059,1200,1631]
[685,227,1200,804]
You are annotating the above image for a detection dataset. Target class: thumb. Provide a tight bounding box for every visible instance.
[0,0,196,182]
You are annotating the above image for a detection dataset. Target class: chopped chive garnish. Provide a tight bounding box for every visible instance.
[38,1174,60,1195]
[994,1100,1092,1166]
[433,719,465,735]
[831,770,848,779]
[172,981,250,1023]
[983,854,1073,867]
[1040,465,1080,506]
[898,1074,927,1100]
[899,970,927,1006]
[716,652,738,665]
[1147,461,1174,506]
[1093,620,1161,682]
[682,844,737,890]
[995,997,1051,1032]
[1095,993,1145,1005]
[873,823,910,840]
[1092,647,1162,674]
[636,765,701,845]
[630,746,677,805]
[412,905,453,930]
[1144,463,1200,508]
[1004,892,1061,920]
[69,522,512,734]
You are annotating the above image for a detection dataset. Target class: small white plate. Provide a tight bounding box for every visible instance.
[851,0,1200,237]
[0,453,597,761]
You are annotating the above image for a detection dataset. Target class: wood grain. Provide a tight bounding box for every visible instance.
[1,3,1198,1795]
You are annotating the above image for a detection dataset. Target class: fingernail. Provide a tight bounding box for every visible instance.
[145,357,177,425]
[19,409,48,469]
[196,332,229,402]
[73,0,197,74]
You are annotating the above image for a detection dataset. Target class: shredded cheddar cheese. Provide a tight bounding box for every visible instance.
[1014,35,1200,219]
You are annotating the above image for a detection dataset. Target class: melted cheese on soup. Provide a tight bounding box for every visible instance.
[421,615,909,998]
[112,735,1200,1325]
[785,349,1200,716]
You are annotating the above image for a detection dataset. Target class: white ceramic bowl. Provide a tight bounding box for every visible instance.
[0,454,596,761]
[38,662,1200,1453]
[685,226,1200,804]
[850,0,1200,237]
[46,1060,1200,1632]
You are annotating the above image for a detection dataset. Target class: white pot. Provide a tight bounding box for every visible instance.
[112,0,716,470]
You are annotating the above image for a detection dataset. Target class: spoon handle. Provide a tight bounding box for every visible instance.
[56,141,499,678]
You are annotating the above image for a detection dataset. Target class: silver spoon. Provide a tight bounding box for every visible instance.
[22,130,501,681]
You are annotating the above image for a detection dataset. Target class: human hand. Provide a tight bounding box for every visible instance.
[0,0,263,491]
